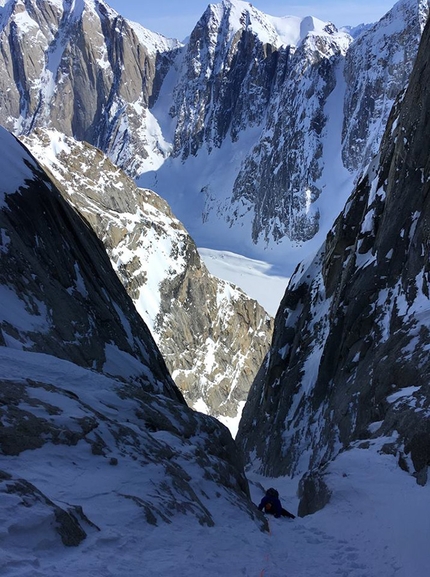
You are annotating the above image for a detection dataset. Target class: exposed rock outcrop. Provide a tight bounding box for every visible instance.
[21,129,273,420]
[0,0,179,175]
[0,469,92,547]
[231,23,349,244]
[341,0,428,173]
[170,1,282,159]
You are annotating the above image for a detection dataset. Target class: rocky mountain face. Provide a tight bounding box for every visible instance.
[1,0,428,256]
[21,129,273,421]
[237,14,430,514]
[169,1,283,160]
[341,0,430,173]
[0,125,265,549]
[231,21,350,245]
[144,0,429,251]
[0,0,179,176]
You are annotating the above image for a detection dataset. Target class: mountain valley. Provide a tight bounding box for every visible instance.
[0,1,430,575]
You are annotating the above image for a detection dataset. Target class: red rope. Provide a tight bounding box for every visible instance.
[259,520,272,576]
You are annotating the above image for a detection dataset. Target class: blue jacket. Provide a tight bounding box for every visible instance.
[258,495,282,518]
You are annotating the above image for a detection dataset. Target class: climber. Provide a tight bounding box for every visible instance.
[258,487,295,519]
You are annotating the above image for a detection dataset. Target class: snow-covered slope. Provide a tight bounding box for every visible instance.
[1,348,429,577]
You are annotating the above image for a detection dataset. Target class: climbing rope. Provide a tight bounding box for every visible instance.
[259,519,272,576]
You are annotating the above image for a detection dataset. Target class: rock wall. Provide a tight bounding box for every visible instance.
[0,0,179,175]
[237,15,430,498]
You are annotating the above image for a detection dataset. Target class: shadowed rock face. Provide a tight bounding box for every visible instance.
[0,127,266,544]
[0,129,178,398]
[237,15,430,507]
[231,30,346,244]
[170,3,281,160]
[341,0,429,173]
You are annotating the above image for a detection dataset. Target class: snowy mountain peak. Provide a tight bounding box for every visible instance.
[361,0,429,38]
[197,0,280,46]
[1,0,429,277]
[198,0,345,49]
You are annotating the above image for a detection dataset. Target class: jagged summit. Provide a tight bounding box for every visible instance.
[195,0,344,49]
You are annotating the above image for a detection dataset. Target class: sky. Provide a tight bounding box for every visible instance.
[107,0,399,40]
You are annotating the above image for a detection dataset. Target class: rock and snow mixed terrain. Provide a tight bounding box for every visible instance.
[0,125,265,573]
[1,0,428,269]
[238,0,430,524]
[2,382,430,577]
[21,129,273,426]
[1,0,430,575]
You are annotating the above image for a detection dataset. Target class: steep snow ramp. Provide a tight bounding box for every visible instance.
[0,347,265,570]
